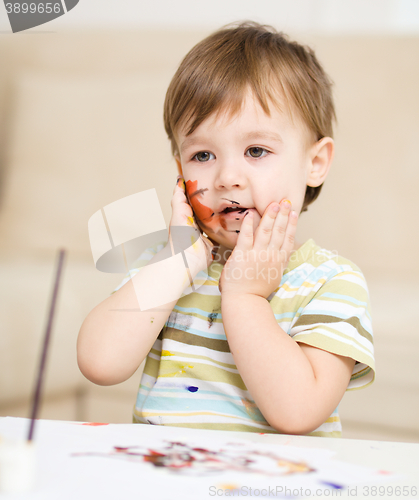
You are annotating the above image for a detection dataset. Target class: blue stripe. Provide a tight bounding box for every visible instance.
[320,293,368,307]
[273,312,296,320]
[138,395,266,421]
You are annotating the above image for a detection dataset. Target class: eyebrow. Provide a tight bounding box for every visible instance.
[241,131,283,144]
[180,137,206,155]
[180,130,283,155]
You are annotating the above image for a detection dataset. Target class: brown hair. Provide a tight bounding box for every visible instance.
[163,21,336,212]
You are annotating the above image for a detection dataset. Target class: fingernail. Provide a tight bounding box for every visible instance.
[272,204,280,213]
[282,199,292,207]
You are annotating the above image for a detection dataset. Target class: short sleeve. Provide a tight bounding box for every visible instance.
[289,268,375,390]
[111,241,167,294]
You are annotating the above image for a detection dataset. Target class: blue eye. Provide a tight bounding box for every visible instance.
[247,147,268,158]
[193,152,215,162]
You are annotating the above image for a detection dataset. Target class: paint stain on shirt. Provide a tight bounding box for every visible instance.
[241,398,259,418]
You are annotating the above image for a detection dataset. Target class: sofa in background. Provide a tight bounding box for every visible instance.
[0,30,418,442]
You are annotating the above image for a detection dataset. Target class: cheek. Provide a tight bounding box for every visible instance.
[185,180,212,219]
[254,174,306,215]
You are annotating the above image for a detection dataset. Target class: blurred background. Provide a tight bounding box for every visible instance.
[0,0,418,442]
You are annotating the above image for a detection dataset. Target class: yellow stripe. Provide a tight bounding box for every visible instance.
[140,410,265,421]
[324,416,340,423]
[158,351,237,370]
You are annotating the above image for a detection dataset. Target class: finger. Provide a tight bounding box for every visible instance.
[235,211,253,251]
[280,209,298,257]
[268,199,292,250]
[171,176,187,212]
[173,174,186,195]
[253,202,280,251]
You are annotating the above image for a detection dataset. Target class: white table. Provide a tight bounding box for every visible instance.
[0,417,418,499]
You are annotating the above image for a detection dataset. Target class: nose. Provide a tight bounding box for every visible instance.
[214,156,247,190]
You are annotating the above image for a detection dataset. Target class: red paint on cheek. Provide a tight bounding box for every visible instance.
[218,216,227,230]
[185,179,228,232]
[185,180,213,221]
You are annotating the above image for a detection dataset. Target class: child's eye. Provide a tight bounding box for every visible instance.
[246,147,269,158]
[192,151,215,162]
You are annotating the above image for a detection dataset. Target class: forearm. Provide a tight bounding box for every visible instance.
[77,248,199,386]
[221,293,326,434]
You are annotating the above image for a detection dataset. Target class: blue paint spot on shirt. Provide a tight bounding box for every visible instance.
[187,386,199,393]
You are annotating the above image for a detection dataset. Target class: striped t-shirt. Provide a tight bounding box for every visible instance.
[114,238,375,437]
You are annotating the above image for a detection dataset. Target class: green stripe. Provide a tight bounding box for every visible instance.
[308,430,342,438]
[293,332,375,373]
[293,314,373,344]
[301,324,372,353]
[143,355,160,379]
[158,360,246,389]
[160,350,237,370]
[164,328,231,352]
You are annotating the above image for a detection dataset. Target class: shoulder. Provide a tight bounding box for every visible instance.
[285,239,368,292]
[285,240,375,389]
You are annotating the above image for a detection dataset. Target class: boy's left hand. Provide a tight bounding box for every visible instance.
[219,200,298,298]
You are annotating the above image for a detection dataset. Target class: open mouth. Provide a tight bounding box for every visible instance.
[220,207,248,215]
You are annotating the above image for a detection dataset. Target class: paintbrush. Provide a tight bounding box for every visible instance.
[0,249,66,494]
[28,248,66,441]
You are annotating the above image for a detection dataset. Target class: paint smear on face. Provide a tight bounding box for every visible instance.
[185,179,228,231]
[186,180,213,220]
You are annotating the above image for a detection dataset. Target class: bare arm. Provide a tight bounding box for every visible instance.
[221,293,355,434]
[219,201,354,434]
[77,249,181,386]
[77,176,214,386]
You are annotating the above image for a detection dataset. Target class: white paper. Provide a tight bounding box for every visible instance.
[0,417,404,500]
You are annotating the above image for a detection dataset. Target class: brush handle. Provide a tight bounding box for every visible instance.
[28,249,66,441]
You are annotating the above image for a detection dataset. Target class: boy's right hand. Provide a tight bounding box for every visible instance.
[168,175,215,275]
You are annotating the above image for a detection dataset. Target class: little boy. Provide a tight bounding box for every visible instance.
[77,22,375,437]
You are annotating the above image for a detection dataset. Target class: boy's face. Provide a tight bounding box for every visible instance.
[175,91,325,253]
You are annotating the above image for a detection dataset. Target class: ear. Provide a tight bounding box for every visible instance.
[175,156,183,177]
[306,137,334,188]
